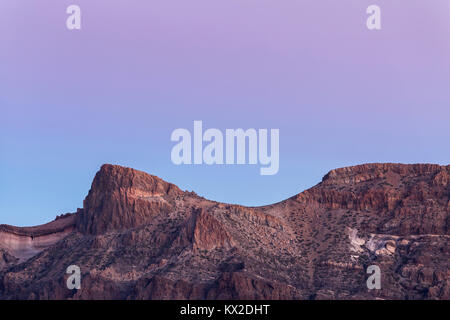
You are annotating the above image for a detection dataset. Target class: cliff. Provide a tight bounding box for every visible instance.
[0,163,448,300]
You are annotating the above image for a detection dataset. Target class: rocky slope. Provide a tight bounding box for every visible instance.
[0,163,448,300]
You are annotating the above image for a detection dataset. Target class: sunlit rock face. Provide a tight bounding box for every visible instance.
[0,163,448,300]
[76,164,183,235]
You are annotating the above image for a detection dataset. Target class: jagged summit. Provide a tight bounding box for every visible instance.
[76,164,184,235]
[88,164,183,196]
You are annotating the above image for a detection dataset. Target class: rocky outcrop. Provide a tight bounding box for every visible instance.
[292,163,449,235]
[0,163,448,300]
[0,249,18,271]
[76,164,183,235]
[192,208,235,251]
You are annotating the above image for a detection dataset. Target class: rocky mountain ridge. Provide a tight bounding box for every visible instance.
[0,163,448,299]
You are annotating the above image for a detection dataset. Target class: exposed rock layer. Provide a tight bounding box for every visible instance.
[0,163,448,300]
[0,215,75,261]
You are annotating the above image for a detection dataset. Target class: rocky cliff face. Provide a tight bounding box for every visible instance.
[76,164,183,235]
[0,163,448,300]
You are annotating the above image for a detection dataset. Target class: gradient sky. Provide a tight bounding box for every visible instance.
[1,1,449,226]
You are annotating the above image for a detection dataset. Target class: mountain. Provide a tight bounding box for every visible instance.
[0,163,448,300]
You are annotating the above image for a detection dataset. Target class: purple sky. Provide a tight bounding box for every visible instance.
[1,1,450,226]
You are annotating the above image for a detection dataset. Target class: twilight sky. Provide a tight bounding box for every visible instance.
[1,0,449,226]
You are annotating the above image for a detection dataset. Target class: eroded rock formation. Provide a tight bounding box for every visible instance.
[0,163,448,299]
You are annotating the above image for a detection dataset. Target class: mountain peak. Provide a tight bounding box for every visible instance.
[322,163,448,184]
[93,164,182,196]
[76,164,183,234]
